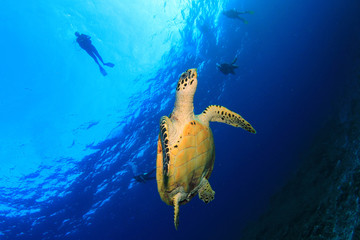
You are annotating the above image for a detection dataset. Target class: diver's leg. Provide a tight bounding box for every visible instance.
[85,49,101,66]
[145,176,156,181]
[91,45,114,67]
[237,16,248,24]
[86,49,107,76]
[148,168,156,175]
[90,45,105,64]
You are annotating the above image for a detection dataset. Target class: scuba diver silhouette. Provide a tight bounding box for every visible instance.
[133,168,156,183]
[75,32,114,76]
[222,9,254,24]
[216,55,239,75]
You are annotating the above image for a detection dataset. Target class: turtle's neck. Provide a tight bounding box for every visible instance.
[171,94,194,124]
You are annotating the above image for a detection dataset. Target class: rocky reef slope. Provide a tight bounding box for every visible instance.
[241,71,360,239]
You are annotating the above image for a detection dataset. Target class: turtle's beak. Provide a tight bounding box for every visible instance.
[187,68,197,79]
[176,68,198,94]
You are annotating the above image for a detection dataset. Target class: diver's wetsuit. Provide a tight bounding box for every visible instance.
[76,34,105,66]
[75,32,114,76]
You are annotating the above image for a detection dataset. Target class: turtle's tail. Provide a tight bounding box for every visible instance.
[173,193,181,230]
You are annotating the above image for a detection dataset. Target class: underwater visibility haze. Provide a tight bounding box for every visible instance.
[1,0,360,239]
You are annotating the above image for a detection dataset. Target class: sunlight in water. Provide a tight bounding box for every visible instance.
[0,0,228,237]
[0,0,188,183]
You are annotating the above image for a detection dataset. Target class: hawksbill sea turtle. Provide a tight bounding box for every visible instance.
[156,68,256,230]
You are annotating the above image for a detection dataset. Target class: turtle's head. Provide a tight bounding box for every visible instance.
[173,69,197,119]
[176,69,198,98]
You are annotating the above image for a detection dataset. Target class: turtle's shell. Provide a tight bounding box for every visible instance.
[156,119,215,206]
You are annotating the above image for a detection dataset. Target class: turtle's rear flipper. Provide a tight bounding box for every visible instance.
[198,178,215,204]
[198,105,256,133]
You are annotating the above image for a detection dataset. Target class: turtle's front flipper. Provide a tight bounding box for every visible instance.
[198,105,256,133]
[159,116,171,176]
[198,178,215,203]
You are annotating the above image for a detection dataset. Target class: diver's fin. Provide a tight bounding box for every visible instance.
[198,105,256,133]
[99,66,107,76]
[173,193,181,230]
[238,17,249,24]
[198,178,215,203]
[231,56,238,64]
[104,62,115,68]
[148,168,156,175]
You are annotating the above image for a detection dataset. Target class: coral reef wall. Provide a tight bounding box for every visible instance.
[240,59,360,239]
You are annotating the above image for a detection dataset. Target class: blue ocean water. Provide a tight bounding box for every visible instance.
[0,0,359,239]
